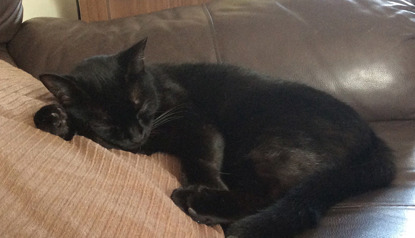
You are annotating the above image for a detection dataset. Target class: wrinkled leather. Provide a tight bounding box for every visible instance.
[5,0,415,237]
[0,0,22,44]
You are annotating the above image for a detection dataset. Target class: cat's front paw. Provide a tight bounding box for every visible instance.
[34,104,75,141]
[171,185,234,225]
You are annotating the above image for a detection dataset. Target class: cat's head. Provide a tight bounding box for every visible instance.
[39,38,159,151]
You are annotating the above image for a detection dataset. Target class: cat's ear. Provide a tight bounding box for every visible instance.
[118,37,148,75]
[39,74,81,106]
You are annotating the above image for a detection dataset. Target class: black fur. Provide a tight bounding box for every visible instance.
[36,38,395,238]
[34,104,75,141]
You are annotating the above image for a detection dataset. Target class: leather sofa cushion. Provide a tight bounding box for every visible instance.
[8,0,415,121]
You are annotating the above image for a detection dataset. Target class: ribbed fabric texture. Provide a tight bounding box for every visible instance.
[0,60,224,237]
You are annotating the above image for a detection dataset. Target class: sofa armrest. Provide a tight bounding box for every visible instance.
[0,0,23,44]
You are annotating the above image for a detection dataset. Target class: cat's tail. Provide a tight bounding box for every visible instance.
[226,133,396,238]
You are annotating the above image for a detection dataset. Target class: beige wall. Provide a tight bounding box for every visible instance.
[22,0,78,21]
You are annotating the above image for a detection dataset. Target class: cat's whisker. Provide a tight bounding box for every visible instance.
[154,110,178,123]
[154,110,184,122]
[151,104,188,129]
[153,115,183,129]
[154,111,182,124]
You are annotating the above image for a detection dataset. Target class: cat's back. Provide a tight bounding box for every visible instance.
[154,63,296,106]
[154,63,357,121]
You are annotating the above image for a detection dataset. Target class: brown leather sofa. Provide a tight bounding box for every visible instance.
[1,0,414,237]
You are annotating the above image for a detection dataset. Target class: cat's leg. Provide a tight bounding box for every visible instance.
[167,120,248,219]
[171,185,268,225]
[172,123,228,190]
[171,147,273,225]
[144,114,227,189]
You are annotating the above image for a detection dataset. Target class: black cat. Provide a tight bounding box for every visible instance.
[36,38,395,238]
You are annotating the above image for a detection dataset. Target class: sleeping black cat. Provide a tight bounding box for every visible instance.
[35,38,395,238]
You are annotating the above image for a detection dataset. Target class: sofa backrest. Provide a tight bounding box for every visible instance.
[7,0,415,122]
